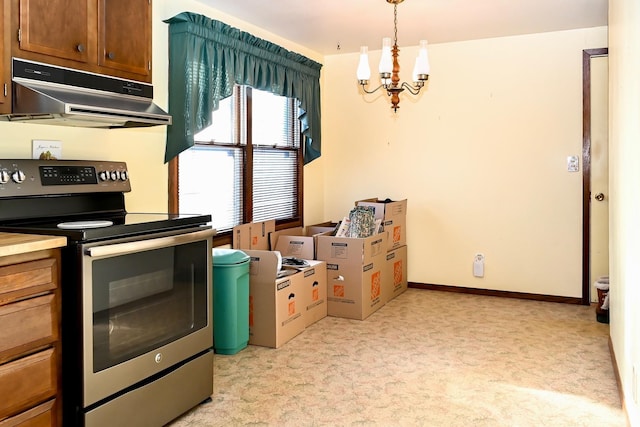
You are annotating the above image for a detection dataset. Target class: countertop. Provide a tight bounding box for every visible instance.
[0,233,67,258]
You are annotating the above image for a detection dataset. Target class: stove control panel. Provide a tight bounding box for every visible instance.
[0,159,131,197]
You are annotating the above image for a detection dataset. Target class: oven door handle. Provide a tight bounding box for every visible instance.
[85,228,216,258]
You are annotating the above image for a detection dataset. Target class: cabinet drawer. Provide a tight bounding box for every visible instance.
[0,349,56,420]
[0,259,57,305]
[0,399,55,427]
[0,294,57,364]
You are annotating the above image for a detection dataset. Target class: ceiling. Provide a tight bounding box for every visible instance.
[196,0,608,55]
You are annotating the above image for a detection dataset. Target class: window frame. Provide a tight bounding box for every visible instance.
[168,86,304,247]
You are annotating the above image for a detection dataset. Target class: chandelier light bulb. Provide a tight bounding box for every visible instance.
[412,58,420,83]
[418,40,430,75]
[379,37,393,75]
[413,40,430,81]
[357,46,371,81]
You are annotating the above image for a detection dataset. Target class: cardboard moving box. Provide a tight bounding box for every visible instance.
[316,233,387,320]
[244,250,305,348]
[384,245,408,303]
[306,221,338,236]
[268,227,304,251]
[274,235,315,260]
[299,260,327,327]
[271,225,334,260]
[233,220,275,250]
[356,199,407,250]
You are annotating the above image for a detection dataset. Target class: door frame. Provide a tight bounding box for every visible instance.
[582,48,608,305]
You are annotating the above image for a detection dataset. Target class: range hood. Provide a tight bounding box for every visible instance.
[0,58,172,128]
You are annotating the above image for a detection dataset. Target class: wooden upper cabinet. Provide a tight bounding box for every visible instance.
[16,0,90,63]
[97,0,151,79]
[10,0,152,83]
[1,0,9,112]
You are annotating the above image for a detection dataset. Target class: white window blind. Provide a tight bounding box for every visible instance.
[178,86,301,233]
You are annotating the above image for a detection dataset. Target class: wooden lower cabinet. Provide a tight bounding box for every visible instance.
[0,400,56,427]
[0,250,61,427]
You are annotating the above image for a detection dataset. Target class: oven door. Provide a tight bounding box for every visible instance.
[81,227,215,407]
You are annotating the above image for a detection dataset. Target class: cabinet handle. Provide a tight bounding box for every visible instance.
[107,51,115,60]
[76,44,85,53]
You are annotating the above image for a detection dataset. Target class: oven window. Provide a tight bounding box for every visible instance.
[91,240,209,372]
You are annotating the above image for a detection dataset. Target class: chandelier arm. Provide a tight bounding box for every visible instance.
[360,83,387,95]
[400,81,423,96]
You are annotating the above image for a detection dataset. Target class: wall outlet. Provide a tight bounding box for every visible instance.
[473,254,484,278]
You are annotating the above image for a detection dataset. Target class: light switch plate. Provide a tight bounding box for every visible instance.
[567,155,579,172]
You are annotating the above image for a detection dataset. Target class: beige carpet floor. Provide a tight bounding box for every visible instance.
[168,288,625,426]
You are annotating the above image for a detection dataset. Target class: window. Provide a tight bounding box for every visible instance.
[169,86,303,245]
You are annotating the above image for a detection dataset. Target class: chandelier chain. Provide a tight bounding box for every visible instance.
[394,4,398,45]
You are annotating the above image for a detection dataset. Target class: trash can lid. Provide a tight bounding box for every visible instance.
[212,248,250,265]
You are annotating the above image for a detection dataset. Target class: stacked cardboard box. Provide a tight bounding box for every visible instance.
[384,245,408,303]
[269,226,335,260]
[355,199,409,304]
[232,201,408,328]
[243,250,328,348]
[232,220,275,250]
[298,260,328,327]
[269,228,329,327]
[356,199,407,251]
[316,233,387,320]
[243,250,305,348]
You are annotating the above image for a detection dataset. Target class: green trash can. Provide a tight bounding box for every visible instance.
[212,248,250,355]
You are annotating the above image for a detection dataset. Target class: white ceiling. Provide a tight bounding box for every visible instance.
[196,0,608,55]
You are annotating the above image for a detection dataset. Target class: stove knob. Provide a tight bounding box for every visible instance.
[0,170,9,184]
[110,171,120,181]
[120,171,128,181]
[12,170,26,184]
[99,171,109,181]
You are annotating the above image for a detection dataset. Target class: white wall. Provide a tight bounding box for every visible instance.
[0,119,168,213]
[322,27,607,298]
[609,0,640,423]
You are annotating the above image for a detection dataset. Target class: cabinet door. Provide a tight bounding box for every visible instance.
[0,349,57,420]
[0,399,56,427]
[17,0,89,63]
[0,294,57,365]
[97,0,151,80]
[1,0,9,113]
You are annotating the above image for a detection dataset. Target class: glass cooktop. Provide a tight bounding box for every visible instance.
[0,213,212,243]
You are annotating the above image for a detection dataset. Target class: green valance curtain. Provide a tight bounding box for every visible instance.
[163,12,323,164]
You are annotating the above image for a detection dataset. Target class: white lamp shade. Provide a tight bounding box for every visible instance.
[378,37,393,74]
[412,57,421,82]
[357,46,371,80]
[417,40,430,75]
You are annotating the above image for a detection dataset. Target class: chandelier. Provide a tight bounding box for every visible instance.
[357,0,430,112]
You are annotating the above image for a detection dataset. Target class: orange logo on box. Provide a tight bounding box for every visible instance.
[288,300,296,316]
[251,236,258,246]
[249,295,254,327]
[312,288,319,301]
[393,225,401,243]
[333,284,345,297]
[371,271,381,300]
[394,260,403,285]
